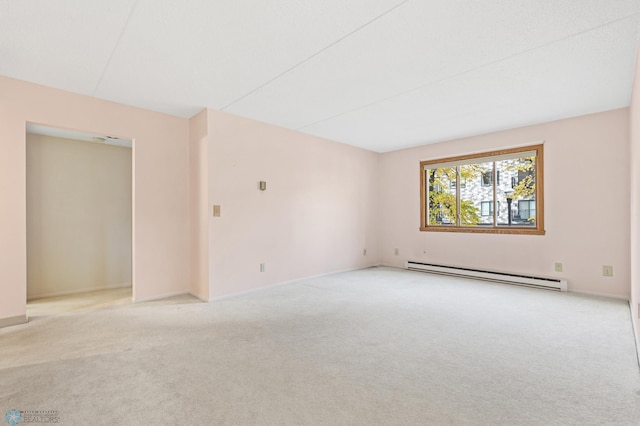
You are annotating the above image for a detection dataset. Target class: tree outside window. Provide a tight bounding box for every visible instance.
[420,145,544,235]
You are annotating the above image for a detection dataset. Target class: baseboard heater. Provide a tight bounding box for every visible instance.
[406,261,567,292]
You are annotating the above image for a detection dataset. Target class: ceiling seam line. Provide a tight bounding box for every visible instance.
[91,0,140,97]
[296,10,640,131]
[219,0,411,111]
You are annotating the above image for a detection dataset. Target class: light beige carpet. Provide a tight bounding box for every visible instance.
[27,287,133,318]
[1,267,639,425]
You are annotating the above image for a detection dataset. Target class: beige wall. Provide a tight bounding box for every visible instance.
[26,134,132,299]
[630,45,640,353]
[2,71,637,335]
[188,110,209,301]
[0,76,190,324]
[380,108,631,299]
[205,109,380,299]
[1,74,379,323]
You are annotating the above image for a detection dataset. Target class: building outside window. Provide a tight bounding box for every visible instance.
[420,144,544,235]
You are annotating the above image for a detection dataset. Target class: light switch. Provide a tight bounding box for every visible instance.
[213,205,221,217]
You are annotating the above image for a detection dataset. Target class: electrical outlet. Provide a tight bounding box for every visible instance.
[394,248,399,256]
[554,262,563,272]
[260,263,265,272]
[363,249,367,256]
[602,265,613,277]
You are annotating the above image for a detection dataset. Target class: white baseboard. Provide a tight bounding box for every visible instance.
[28,282,132,301]
[135,290,210,304]
[133,290,192,303]
[630,306,640,368]
[393,263,630,301]
[188,292,209,303]
[209,264,379,302]
[568,289,630,301]
[0,314,28,328]
[138,265,381,303]
[379,264,405,271]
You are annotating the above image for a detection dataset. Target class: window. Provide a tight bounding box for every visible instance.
[516,200,536,222]
[480,201,500,217]
[481,171,492,187]
[420,144,544,235]
[481,171,500,187]
[450,179,466,189]
[480,201,493,216]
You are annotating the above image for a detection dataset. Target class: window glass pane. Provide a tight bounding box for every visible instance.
[420,144,542,234]
[496,155,536,227]
[517,200,536,223]
[480,201,492,216]
[460,162,491,227]
[480,170,492,186]
[449,179,467,189]
[426,167,456,226]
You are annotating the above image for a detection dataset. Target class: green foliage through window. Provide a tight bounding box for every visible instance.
[420,145,544,234]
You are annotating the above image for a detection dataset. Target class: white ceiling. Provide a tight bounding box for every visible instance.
[2,1,640,152]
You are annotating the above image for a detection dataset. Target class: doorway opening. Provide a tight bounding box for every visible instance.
[25,123,133,319]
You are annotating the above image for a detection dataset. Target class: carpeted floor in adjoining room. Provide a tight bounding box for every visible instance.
[1,267,639,425]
